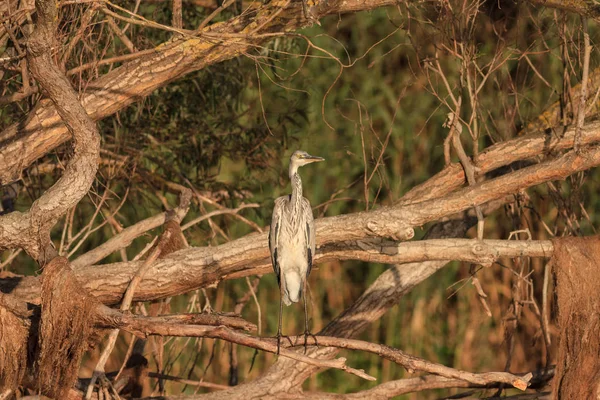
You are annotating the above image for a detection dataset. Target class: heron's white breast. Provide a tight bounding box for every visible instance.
[278,222,309,275]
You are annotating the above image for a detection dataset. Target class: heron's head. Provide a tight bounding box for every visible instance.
[290,150,325,167]
[289,150,324,178]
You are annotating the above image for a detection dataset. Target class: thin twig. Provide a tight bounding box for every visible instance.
[104,15,136,52]
[575,17,591,152]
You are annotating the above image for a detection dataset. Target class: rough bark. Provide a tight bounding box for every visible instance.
[0,295,29,393]
[34,257,98,399]
[402,121,600,203]
[552,236,600,398]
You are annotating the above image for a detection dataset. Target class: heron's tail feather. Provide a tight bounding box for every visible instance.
[283,271,302,305]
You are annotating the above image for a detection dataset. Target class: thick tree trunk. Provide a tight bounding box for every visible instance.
[552,236,600,398]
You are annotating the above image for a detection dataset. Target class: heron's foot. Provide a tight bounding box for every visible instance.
[275,331,293,355]
[303,329,318,354]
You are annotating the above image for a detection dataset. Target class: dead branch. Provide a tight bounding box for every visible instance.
[129,377,502,399]
[320,238,553,266]
[71,200,191,268]
[104,15,137,53]
[85,230,173,398]
[295,373,549,399]
[575,17,591,151]
[86,190,191,398]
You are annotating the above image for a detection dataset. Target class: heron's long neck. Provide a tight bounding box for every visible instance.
[289,165,303,213]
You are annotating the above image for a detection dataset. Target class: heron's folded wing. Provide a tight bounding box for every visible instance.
[302,198,316,278]
[269,197,286,285]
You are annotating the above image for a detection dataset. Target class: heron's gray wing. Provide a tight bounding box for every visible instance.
[269,197,287,286]
[302,197,316,278]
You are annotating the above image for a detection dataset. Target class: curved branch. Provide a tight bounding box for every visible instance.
[0,0,100,260]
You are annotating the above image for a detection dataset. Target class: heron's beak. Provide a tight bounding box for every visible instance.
[302,154,325,163]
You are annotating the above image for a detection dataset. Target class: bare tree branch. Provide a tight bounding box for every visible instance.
[321,238,553,266]
[95,306,257,334]
[3,138,599,302]
[92,311,532,390]
[403,120,600,203]
[71,203,189,268]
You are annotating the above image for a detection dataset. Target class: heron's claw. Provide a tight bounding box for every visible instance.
[303,330,318,354]
[275,331,293,355]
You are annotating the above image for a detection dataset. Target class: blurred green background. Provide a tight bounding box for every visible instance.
[1,0,599,397]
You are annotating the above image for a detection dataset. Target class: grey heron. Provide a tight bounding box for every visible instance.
[269,150,324,354]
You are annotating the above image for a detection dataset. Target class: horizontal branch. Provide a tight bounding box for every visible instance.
[321,238,554,266]
[300,375,549,399]
[4,142,598,304]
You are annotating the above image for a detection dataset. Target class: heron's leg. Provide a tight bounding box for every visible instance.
[275,283,293,355]
[302,280,318,354]
[277,283,283,355]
